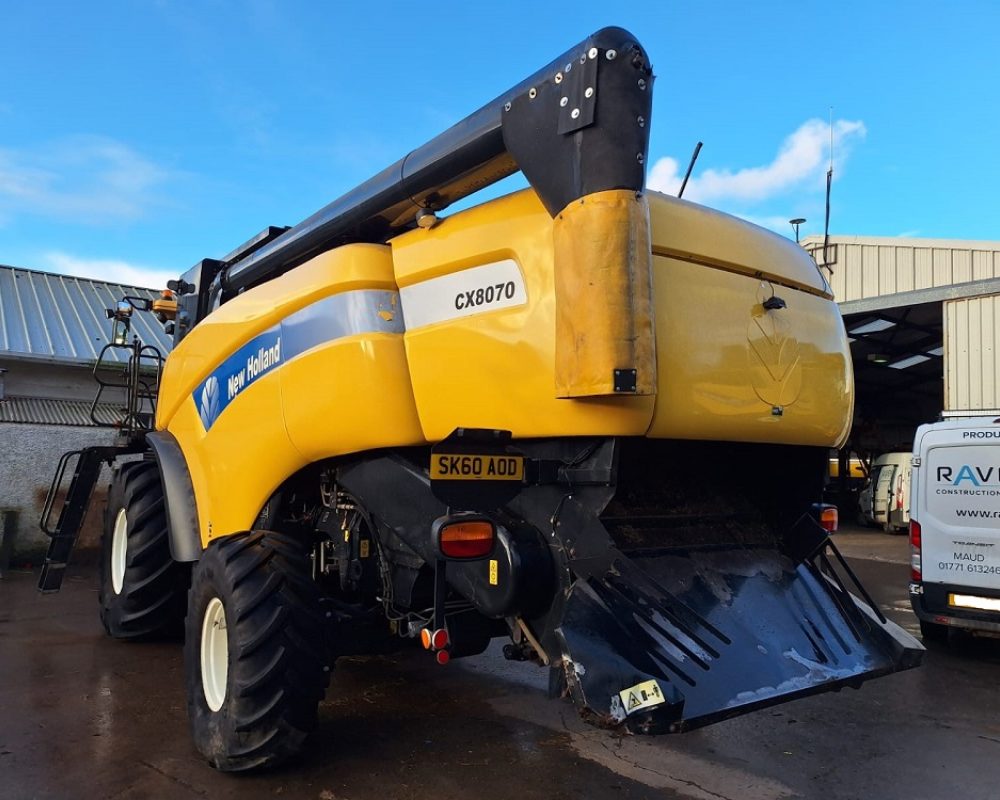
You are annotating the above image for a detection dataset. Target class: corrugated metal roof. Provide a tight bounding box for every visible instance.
[0,395,125,427]
[0,265,173,365]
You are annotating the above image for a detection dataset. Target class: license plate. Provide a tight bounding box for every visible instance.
[430,453,524,481]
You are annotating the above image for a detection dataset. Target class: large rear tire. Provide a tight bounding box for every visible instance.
[99,460,189,638]
[185,531,330,771]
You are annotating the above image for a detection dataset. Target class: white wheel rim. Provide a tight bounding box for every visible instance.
[111,508,128,595]
[201,597,229,712]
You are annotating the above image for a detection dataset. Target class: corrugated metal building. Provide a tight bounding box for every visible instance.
[803,235,1000,305]
[0,264,172,560]
[800,235,1000,451]
[0,266,169,366]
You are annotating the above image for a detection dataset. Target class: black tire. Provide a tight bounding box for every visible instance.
[185,531,330,771]
[99,460,189,638]
[919,619,949,643]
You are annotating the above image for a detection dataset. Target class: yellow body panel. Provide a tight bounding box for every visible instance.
[167,369,303,542]
[157,245,424,544]
[648,192,833,298]
[281,335,424,463]
[394,188,850,445]
[156,244,402,427]
[392,190,655,441]
[645,193,852,447]
[645,255,853,446]
[155,187,853,546]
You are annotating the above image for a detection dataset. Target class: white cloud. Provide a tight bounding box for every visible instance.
[648,118,867,204]
[42,251,177,290]
[0,136,174,225]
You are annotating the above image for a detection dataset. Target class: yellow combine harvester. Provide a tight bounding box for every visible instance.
[39,26,922,771]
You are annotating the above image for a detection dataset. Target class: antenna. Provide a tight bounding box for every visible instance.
[678,141,703,199]
[822,108,834,274]
[829,106,834,173]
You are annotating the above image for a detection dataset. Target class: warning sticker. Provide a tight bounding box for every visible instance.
[618,680,666,715]
[489,559,499,586]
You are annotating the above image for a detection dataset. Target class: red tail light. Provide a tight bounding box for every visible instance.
[909,520,922,581]
[896,475,904,510]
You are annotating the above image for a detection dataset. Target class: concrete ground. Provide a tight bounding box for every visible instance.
[3,526,1000,799]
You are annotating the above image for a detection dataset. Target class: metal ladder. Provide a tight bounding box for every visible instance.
[37,444,140,593]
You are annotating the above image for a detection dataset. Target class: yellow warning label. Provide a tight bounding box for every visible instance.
[618,680,665,715]
[360,540,370,558]
[489,559,499,586]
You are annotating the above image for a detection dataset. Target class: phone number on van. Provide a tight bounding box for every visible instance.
[938,562,1000,574]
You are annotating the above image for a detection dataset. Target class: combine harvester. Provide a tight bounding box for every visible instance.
[39,26,922,770]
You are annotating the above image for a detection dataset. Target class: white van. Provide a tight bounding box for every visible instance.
[859,452,911,532]
[910,418,1000,640]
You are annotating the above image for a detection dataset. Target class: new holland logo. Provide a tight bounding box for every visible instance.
[194,328,282,431]
[747,286,802,409]
[198,376,220,430]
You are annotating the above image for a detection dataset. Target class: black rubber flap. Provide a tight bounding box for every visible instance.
[556,547,924,733]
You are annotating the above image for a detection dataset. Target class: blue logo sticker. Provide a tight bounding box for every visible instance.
[190,289,404,431]
[194,327,282,430]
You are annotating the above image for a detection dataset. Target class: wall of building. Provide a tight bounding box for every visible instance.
[944,294,1000,413]
[0,359,128,404]
[803,236,1000,303]
[0,422,121,560]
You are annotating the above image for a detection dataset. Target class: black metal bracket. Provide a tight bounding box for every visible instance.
[613,369,638,393]
[556,50,599,135]
[502,34,653,216]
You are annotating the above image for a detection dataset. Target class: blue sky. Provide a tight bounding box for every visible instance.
[1,1,997,288]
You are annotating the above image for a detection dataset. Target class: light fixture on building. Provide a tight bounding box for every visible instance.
[849,319,896,335]
[867,353,891,364]
[889,354,932,370]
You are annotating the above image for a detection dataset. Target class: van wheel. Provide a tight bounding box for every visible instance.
[919,620,948,642]
[99,460,189,638]
[185,531,330,771]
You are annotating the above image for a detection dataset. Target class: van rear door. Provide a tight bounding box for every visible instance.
[873,464,897,525]
[919,427,1000,591]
